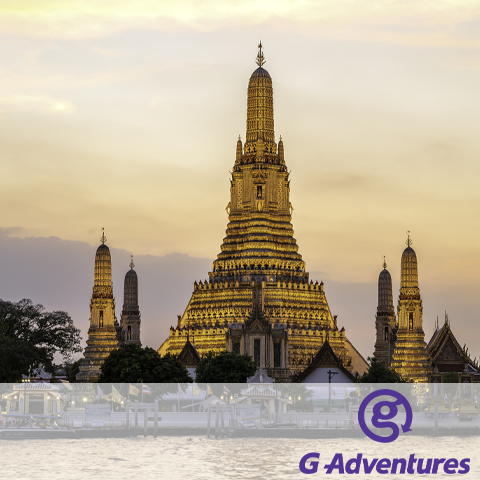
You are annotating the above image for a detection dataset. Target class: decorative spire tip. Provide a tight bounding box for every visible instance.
[382,255,387,270]
[256,41,265,67]
[100,228,107,245]
[130,255,135,270]
[406,230,412,247]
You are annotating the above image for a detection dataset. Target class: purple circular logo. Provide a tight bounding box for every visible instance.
[358,389,413,443]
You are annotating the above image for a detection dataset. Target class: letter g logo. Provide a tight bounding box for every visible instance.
[358,389,413,443]
[299,452,320,474]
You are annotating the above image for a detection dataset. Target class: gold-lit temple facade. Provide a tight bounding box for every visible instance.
[77,230,120,381]
[390,234,432,382]
[158,45,352,380]
[373,258,396,366]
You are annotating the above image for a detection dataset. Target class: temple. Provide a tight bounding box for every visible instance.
[373,257,396,366]
[427,315,477,374]
[77,230,121,381]
[158,44,362,381]
[120,256,141,346]
[77,231,142,381]
[373,233,433,382]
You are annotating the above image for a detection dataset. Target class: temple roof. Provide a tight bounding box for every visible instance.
[247,367,274,383]
[427,320,474,368]
[177,336,201,367]
[295,340,356,383]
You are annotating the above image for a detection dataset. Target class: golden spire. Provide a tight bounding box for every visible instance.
[244,43,276,157]
[94,229,112,289]
[383,255,387,269]
[400,229,419,291]
[406,230,412,247]
[256,41,265,67]
[130,255,135,270]
[100,227,107,245]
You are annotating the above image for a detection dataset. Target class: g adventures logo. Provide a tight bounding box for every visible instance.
[358,388,412,443]
[299,388,471,475]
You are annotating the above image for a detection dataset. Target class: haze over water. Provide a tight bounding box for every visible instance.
[1,436,478,479]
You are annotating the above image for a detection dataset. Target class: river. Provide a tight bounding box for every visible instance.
[1,435,478,479]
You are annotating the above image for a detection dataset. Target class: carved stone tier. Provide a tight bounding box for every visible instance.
[390,329,432,382]
[158,278,352,379]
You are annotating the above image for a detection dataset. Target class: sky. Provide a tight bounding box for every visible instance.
[1,0,480,362]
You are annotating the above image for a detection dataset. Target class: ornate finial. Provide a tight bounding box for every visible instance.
[256,41,265,67]
[382,256,387,270]
[279,135,282,142]
[129,255,135,270]
[100,228,107,245]
[406,230,412,247]
[238,134,241,141]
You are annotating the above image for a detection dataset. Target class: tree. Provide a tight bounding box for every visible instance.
[195,350,257,396]
[359,357,407,384]
[0,298,82,382]
[66,359,82,383]
[97,344,192,391]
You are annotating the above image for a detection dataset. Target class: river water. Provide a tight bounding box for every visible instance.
[1,435,478,479]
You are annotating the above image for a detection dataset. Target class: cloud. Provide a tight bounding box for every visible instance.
[1,1,480,46]
[0,226,25,236]
[0,231,211,355]
[1,232,479,362]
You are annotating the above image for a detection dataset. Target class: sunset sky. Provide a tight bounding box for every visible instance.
[1,0,480,361]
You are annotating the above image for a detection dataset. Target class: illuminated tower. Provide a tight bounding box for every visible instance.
[373,257,396,366]
[77,229,120,381]
[390,233,432,382]
[120,256,141,346]
[158,44,354,380]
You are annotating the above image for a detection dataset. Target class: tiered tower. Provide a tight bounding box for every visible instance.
[158,45,353,380]
[390,233,432,381]
[120,256,141,346]
[373,257,397,366]
[77,230,120,381]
